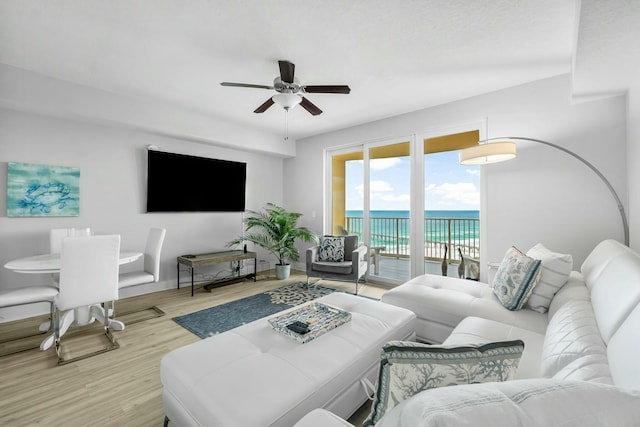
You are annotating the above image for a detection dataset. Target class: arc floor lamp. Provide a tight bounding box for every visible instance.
[459,136,629,246]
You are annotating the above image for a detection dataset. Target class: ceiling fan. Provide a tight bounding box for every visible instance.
[220,60,351,116]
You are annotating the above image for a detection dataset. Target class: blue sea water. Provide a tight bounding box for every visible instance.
[346,210,479,220]
[345,210,479,246]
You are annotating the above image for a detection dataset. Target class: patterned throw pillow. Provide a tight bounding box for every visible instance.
[318,236,345,262]
[524,243,573,313]
[363,340,525,426]
[492,246,542,311]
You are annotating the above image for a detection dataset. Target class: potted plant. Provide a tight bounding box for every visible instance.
[227,203,318,279]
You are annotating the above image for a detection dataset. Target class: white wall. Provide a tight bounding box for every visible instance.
[628,75,640,251]
[285,74,628,277]
[0,108,284,321]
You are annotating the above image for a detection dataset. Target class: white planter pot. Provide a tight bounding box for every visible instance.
[275,264,291,280]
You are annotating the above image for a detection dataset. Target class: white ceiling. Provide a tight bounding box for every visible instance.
[0,0,637,140]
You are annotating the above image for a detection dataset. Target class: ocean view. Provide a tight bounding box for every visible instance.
[346,210,479,220]
[345,210,480,256]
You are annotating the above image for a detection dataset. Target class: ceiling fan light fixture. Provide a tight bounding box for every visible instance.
[272,93,301,111]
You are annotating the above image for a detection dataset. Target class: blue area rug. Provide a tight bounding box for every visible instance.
[172,282,340,338]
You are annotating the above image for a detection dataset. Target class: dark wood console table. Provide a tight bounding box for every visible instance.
[177,250,257,296]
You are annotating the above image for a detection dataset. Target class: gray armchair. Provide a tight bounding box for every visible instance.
[306,235,368,295]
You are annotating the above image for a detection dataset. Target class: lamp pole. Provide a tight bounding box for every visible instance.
[485,136,629,246]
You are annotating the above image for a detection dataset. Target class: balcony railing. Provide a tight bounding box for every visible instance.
[344,215,479,262]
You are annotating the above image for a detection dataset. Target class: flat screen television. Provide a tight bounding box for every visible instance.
[146,150,246,212]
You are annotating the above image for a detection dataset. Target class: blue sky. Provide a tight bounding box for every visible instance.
[345,151,479,211]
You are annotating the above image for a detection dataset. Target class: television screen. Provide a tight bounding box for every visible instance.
[146,150,246,212]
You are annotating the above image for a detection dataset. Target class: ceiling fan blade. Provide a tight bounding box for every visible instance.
[253,97,275,113]
[303,85,351,94]
[300,96,323,116]
[221,82,274,90]
[278,60,296,84]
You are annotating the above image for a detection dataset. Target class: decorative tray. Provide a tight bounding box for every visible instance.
[268,302,351,344]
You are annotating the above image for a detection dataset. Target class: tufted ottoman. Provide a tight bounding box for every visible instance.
[160,292,416,427]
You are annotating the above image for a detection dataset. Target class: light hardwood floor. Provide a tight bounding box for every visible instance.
[0,270,388,427]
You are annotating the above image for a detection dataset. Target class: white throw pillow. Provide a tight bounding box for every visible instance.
[525,243,573,313]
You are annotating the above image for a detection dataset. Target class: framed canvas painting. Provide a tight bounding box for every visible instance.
[6,162,80,217]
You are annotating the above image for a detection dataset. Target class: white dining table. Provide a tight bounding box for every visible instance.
[4,250,143,350]
[4,251,142,273]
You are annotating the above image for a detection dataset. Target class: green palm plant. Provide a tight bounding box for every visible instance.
[227,203,318,267]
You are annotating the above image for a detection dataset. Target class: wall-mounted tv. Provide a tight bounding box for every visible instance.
[146,149,246,212]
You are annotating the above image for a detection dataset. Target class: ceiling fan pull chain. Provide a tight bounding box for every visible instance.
[284,110,289,141]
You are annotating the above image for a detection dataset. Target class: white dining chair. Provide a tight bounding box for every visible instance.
[49,227,92,253]
[49,227,92,285]
[0,286,59,357]
[45,234,121,365]
[116,227,166,323]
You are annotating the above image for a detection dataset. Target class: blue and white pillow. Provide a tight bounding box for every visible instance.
[318,236,345,262]
[492,246,542,311]
[363,340,525,426]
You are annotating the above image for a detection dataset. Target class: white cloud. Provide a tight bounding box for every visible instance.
[465,169,480,176]
[425,182,479,207]
[354,180,410,209]
[370,158,402,170]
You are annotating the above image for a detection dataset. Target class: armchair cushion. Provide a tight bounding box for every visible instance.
[312,261,353,275]
[318,236,345,262]
[364,340,525,426]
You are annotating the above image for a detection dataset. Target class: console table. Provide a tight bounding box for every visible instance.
[176,250,257,296]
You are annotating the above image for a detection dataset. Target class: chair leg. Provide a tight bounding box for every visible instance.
[54,303,120,366]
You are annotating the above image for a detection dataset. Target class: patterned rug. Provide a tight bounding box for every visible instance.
[172,282,340,338]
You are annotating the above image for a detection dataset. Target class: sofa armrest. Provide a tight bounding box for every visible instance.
[353,244,369,273]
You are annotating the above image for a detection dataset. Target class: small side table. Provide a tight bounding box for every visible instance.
[177,250,257,296]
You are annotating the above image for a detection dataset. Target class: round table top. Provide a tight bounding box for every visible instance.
[4,251,143,274]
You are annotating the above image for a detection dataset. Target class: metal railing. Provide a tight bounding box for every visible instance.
[344,215,479,262]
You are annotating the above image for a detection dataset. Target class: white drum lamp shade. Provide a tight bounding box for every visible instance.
[459,141,517,165]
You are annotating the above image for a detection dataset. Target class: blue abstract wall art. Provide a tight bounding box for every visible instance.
[7,162,80,217]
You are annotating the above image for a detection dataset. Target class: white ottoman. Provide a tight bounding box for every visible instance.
[160,292,416,427]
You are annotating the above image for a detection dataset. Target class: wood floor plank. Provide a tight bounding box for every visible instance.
[0,270,386,426]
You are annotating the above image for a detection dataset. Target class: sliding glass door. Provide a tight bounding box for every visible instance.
[326,124,484,286]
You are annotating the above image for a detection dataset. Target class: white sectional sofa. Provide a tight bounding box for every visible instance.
[294,239,640,426]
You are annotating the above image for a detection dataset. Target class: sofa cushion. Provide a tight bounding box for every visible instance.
[363,340,524,426]
[443,316,544,379]
[524,243,573,313]
[540,300,607,378]
[318,236,345,262]
[381,274,548,344]
[492,246,542,311]
[552,354,613,384]
[547,271,590,321]
[581,239,630,290]
[607,301,640,389]
[589,251,640,344]
[374,379,640,427]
